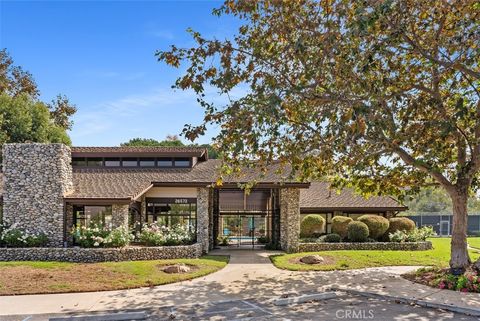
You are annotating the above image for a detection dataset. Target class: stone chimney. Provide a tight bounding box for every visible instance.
[2,143,73,247]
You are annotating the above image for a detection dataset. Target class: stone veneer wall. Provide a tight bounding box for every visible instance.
[298,241,432,252]
[0,243,202,263]
[197,187,211,254]
[2,143,73,247]
[279,188,300,253]
[111,204,129,228]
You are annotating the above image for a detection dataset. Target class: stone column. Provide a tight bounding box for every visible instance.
[197,187,211,254]
[2,143,73,247]
[65,204,74,245]
[279,188,300,253]
[111,204,129,229]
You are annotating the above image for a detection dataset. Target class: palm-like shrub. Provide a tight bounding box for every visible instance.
[357,215,389,239]
[331,216,353,238]
[300,215,325,238]
[347,221,369,242]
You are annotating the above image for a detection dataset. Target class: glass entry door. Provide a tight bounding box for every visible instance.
[219,214,268,248]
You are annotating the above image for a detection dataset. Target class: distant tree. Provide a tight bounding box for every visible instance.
[0,49,39,98]
[0,49,76,135]
[0,94,71,145]
[159,1,480,270]
[121,136,184,147]
[406,187,480,214]
[48,95,77,130]
[121,136,219,158]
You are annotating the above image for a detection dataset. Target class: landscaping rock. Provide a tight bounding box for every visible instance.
[300,255,325,264]
[163,263,191,273]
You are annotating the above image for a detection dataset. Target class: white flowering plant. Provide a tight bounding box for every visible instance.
[0,223,48,248]
[71,224,134,248]
[137,223,195,246]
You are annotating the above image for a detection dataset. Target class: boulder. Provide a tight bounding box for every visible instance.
[299,255,325,264]
[163,263,191,274]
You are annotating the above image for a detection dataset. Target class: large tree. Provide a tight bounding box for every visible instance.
[158,0,480,270]
[0,94,71,145]
[0,49,76,132]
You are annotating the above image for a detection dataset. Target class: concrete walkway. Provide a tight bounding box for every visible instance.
[1,249,479,316]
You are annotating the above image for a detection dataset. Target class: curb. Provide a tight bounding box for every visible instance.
[330,287,480,317]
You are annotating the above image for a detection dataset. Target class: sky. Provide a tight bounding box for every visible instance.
[0,0,240,146]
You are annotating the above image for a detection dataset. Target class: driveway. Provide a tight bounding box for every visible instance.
[0,248,479,316]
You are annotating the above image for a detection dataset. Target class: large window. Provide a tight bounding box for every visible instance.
[73,205,113,228]
[146,198,196,232]
[71,157,193,168]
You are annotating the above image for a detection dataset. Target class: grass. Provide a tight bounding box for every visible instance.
[468,237,480,250]
[0,255,229,295]
[271,238,480,271]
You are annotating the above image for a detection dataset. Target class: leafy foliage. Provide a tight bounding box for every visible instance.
[386,217,416,236]
[347,221,370,242]
[0,223,48,248]
[389,226,436,242]
[357,215,390,240]
[0,94,71,146]
[0,49,75,143]
[323,233,342,243]
[300,214,325,238]
[121,135,219,158]
[158,0,480,269]
[331,216,353,239]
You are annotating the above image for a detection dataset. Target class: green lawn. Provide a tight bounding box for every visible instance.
[468,237,480,250]
[0,255,229,295]
[271,238,480,271]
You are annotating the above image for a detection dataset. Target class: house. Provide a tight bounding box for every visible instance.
[0,143,406,252]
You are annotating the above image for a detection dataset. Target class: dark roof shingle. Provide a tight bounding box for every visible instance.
[300,182,406,211]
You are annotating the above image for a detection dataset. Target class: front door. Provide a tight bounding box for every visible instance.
[218,214,268,248]
[440,220,450,236]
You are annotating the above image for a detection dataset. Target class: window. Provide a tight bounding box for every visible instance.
[122,158,138,167]
[73,205,113,228]
[72,157,86,166]
[146,198,197,233]
[174,157,190,167]
[157,157,173,167]
[139,158,155,167]
[105,158,121,167]
[87,158,103,166]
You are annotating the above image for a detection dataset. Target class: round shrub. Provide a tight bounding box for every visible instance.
[300,215,326,238]
[386,217,416,235]
[347,221,369,242]
[331,216,353,238]
[324,233,342,243]
[357,215,390,239]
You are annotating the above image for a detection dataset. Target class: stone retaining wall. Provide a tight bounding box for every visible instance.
[0,243,202,263]
[298,241,432,252]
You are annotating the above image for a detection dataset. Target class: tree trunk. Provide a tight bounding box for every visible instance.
[449,189,471,272]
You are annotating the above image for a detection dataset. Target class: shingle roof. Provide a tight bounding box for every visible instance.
[66,159,302,199]
[300,181,406,211]
[71,146,208,160]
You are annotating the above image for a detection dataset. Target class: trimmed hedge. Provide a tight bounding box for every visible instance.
[331,216,353,238]
[347,221,369,242]
[386,217,416,235]
[324,233,342,243]
[300,215,326,238]
[357,215,390,239]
